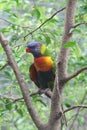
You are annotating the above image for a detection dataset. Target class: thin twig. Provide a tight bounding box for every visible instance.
[24,7,66,39]
[0,94,23,101]
[0,62,9,71]
[0,89,52,103]
[69,22,87,33]
[73,22,87,28]
[65,66,87,82]
[64,105,87,113]
[67,92,87,130]
[13,43,25,49]
[0,17,29,29]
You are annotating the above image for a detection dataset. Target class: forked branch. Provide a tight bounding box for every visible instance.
[0,62,9,71]
[0,33,44,130]
[64,105,87,113]
[65,66,87,82]
[24,7,66,39]
[73,22,87,29]
[0,89,52,104]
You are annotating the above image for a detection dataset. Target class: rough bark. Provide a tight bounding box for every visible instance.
[0,33,44,130]
[47,0,77,130]
[58,0,77,91]
[0,0,78,130]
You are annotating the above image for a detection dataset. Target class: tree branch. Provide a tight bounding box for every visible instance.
[24,7,66,39]
[0,33,44,130]
[72,22,87,28]
[0,90,52,110]
[64,105,87,113]
[0,62,9,71]
[0,89,52,106]
[69,22,87,33]
[57,0,77,92]
[65,66,87,82]
[0,91,40,102]
[48,75,62,129]
[48,1,77,129]
[67,92,87,130]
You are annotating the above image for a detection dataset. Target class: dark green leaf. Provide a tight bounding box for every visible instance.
[4,9,11,13]
[32,8,40,19]
[5,99,12,110]
[70,28,82,33]
[15,0,19,6]
[17,108,23,116]
[4,70,12,79]
[11,13,18,18]
[49,19,58,23]
[65,102,71,108]
[1,28,9,33]
[45,36,51,44]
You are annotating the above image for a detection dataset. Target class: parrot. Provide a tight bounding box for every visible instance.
[26,42,55,91]
[26,43,67,124]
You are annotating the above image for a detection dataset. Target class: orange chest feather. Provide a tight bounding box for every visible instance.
[34,56,53,72]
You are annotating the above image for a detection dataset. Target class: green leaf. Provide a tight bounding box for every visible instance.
[32,8,40,19]
[74,43,81,57]
[4,9,18,18]
[70,28,82,33]
[5,99,12,110]
[0,0,7,3]
[1,28,9,33]
[78,116,84,125]
[4,9,11,13]
[45,36,51,44]
[63,41,76,48]
[49,19,58,23]
[15,0,19,6]
[65,103,71,108]
[17,108,23,116]
[4,70,12,80]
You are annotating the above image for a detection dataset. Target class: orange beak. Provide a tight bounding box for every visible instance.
[26,48,31,53]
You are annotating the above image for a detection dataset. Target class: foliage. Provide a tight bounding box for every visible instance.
[0,0,87,130]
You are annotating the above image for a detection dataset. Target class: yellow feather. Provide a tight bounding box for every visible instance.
[41,44,46,54]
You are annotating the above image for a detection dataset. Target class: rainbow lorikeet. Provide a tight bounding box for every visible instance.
[26,42,55,91]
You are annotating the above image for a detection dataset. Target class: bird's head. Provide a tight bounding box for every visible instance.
[26,42,46,57]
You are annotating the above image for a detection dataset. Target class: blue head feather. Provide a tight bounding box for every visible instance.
[27,42,42,57]
[27,42,38,48]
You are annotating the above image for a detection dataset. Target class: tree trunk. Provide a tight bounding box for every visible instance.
[0,0,78,130]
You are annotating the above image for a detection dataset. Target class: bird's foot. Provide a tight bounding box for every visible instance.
[38,88,50,95]
[38,89,44,95]
[44,88,50,93]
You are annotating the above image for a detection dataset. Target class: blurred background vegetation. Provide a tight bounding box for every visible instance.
[0,0,87,130]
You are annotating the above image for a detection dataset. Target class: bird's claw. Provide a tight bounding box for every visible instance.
[38,88,50,95]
